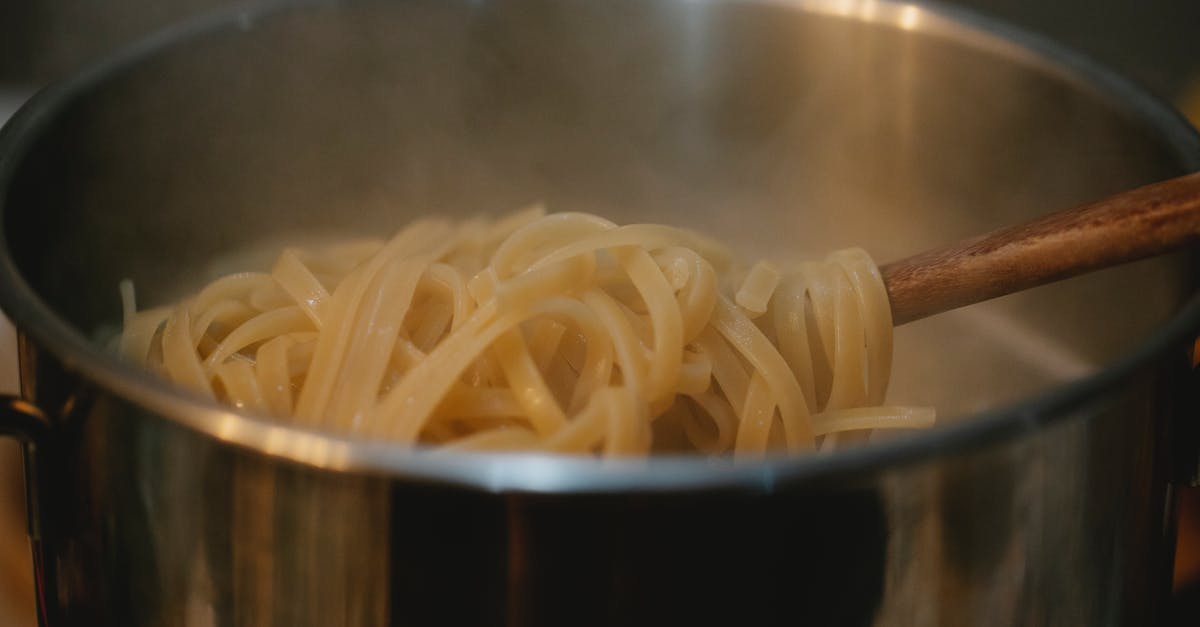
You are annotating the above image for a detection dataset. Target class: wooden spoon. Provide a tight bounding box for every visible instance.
[881,170,1200,326]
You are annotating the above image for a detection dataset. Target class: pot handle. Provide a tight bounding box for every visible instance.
[0,395,48,539]
[0,396,49,442]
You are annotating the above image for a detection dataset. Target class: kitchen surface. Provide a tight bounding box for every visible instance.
[1,1,1199,625]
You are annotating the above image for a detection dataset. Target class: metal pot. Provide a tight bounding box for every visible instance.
[1,1,1199,625]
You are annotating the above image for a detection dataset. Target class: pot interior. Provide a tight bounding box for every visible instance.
[1,0,1196,431]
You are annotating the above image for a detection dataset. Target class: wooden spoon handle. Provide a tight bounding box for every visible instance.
[881,170,1200,326]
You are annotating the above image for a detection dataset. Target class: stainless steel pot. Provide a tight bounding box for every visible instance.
[1,1,1199,625]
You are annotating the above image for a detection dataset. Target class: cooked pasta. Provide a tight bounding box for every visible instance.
[119,208,933,457]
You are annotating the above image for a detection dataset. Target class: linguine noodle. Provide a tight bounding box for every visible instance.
[119,208,933,457]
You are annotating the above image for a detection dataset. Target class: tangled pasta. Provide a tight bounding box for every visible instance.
[119,208,933,457]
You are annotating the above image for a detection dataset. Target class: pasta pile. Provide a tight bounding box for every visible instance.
[119,209,932,457]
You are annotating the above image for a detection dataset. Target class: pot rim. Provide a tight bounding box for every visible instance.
[1,0,1198,493]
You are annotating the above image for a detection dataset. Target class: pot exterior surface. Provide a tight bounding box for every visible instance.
[2,1,1199,626]
[21,341,1187,627]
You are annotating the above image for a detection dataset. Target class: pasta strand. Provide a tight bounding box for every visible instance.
[122,211,932,457]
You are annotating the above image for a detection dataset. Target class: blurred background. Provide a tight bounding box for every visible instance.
[0,0,1199,625]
